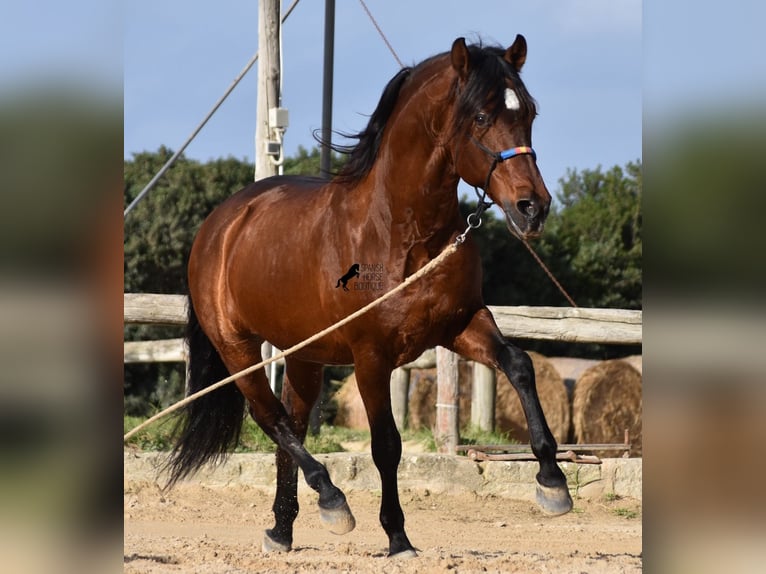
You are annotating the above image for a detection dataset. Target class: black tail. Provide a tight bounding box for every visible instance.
[163,297,245,489]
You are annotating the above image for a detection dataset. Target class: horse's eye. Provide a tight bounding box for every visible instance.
[474,113,489,126]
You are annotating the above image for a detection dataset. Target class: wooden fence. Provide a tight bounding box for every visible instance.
[124,293,642,453]
[124,294,642,342]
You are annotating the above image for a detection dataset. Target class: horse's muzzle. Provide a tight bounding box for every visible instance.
[503,199,548,239]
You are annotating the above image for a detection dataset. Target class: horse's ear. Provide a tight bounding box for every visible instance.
[504,34,527,72]
[451,37,470,80]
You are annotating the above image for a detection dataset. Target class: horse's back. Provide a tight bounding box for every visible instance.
[213,174,327,213]
[193,175,329,249]
[188,174,345,351]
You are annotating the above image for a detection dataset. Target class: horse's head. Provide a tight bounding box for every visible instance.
[449,36,551,239]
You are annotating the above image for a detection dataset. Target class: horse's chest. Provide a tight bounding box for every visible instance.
[384,278,478,364]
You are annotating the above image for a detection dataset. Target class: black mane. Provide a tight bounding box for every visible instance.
[325,41,536,185]
[326,67,412,184]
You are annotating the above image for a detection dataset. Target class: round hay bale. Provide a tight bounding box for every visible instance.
[572,359,642,457]
[407,368,437,431]
[494,351,571,444]
[333,373,368,430]
[623,354,642,374]
[406,363,473,431]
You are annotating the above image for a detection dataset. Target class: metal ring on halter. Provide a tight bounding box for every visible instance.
[466,212,483,229]
[455,210,484,245]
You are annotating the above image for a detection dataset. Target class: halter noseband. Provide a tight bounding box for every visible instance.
[470,137,537,196]
[472,137,537,170]
[498,146,536,161]
[462,138,538,234]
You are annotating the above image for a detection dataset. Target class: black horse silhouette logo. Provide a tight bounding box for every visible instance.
[335,263,360,291]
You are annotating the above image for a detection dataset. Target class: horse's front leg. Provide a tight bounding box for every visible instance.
[353,353,417,558]
[452,307,573,515]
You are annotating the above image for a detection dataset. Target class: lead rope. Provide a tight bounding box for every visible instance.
[468,182,578,308]
[124,238,463,442]
[518,238,578,308]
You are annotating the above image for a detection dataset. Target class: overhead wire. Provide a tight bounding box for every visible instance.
[357,0,404,68]
[124,0,302,218]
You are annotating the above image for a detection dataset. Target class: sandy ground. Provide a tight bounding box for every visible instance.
[124,479,641,573]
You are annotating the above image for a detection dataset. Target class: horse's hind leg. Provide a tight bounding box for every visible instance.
[264,358,325,552]
[452,308,573,516]
[219,344,355,551]
[354,355,417,558]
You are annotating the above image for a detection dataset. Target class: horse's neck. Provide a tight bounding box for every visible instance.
[360,112,462,269]
[367,80,461,239]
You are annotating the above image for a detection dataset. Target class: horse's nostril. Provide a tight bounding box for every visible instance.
[517,199,538,218]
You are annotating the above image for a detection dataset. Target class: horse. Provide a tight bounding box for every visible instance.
[166,35,573,558]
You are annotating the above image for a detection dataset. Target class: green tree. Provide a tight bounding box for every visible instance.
[282,144,346,176]
[541,161,642,310]
[123,148,254,415]
[124,147,253,294]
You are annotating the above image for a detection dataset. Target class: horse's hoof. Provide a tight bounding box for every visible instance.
[262,530,291,553]
[390,548,418,559]
[319,500,356,535]
[536,480,573,516]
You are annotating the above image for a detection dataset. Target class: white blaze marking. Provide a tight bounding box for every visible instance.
[504,88,520,111]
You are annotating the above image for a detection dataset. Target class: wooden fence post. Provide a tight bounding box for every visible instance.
[390,367,409,431]
[435,346,459,454]
[471,362,496,432]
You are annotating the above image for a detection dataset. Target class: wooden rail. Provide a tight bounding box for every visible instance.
[124,294,642,344]
[487,305,641,344]
[124,338,187,363]
[124,338,439,367]
[124,293,187,325]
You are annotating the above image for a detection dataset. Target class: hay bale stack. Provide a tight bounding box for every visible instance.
[494,351,571,443]
[572,359,642,457]
[333,373,368,430]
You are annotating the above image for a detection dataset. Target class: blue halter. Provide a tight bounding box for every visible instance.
[498,145,537,161]
[471,137,538,196]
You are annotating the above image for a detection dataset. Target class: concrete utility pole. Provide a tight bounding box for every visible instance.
[255,0,287,392]
[255,0,286,181]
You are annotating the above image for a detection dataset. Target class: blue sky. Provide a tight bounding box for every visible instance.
[0,1,120,95]
[2,1,763,193]
[643,1,766,125]
[123,0,642,192]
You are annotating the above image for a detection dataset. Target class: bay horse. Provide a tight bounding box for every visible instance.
[166,36,573,558]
